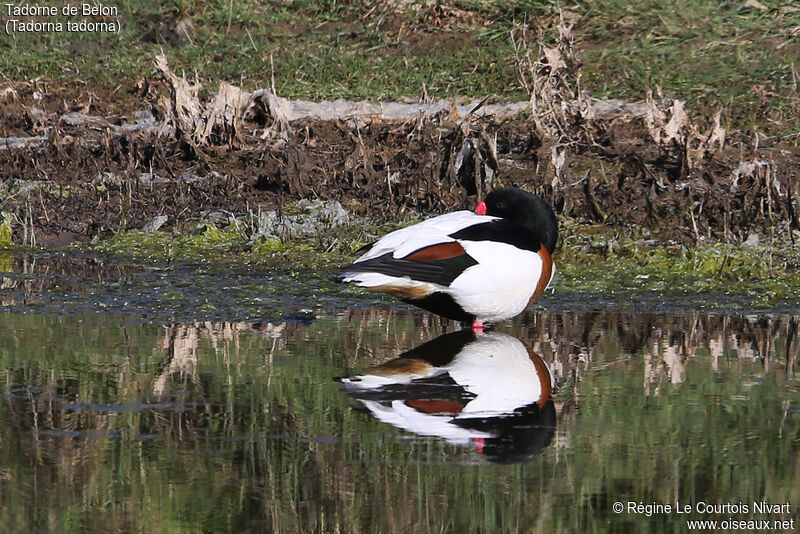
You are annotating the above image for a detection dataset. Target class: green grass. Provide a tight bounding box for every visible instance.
[576,0,800,131]
[1,1,797,132]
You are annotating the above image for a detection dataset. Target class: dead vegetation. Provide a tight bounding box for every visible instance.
[0,44,798,249]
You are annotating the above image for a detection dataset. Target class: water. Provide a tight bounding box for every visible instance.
[0,253,798,532]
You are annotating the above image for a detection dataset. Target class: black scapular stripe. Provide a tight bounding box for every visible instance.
[341,251,478,287]
[449,220,542,253]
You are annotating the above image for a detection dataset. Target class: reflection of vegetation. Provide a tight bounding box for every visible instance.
[0,311,797,531]
[0,252,11,290]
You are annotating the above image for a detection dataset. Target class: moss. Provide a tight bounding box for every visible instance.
[251,237,295,255]
[81,224,249,263]
[0,212,13,248]
[555,239,800,309]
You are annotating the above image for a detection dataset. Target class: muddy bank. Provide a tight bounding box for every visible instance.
[1,60,799,248]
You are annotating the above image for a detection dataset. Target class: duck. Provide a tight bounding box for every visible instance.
[337,330,556,462]
[338,188,558,331]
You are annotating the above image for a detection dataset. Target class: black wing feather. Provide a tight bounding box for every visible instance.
[341,251,478,287]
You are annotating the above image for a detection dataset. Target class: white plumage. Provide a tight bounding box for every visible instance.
[351,211,496,261]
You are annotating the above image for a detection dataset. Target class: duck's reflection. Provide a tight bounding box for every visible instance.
[338,330,556,463]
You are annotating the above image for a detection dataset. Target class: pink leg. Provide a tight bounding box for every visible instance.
[471,320,484,334]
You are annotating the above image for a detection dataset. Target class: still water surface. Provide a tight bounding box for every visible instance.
[0,254,798,532]
[1,310,798,532]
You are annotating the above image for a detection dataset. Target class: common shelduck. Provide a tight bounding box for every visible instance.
[338,188,558,330]
[337,330,556,462]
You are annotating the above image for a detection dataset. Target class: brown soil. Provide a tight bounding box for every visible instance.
[1,76,798,248]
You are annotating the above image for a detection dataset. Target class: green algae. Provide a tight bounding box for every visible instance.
[554,237,800,309]
[0,212,13,248]
[81,224,249,264]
